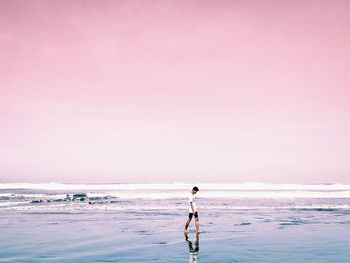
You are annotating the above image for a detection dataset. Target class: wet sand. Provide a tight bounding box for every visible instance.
[1,183,350,262]
[1,208,350,262]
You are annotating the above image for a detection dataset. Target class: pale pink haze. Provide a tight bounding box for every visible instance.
[1,0,350,183]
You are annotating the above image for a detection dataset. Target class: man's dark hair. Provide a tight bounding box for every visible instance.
[193,186,199,191]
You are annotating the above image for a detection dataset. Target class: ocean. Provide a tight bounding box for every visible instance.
[1,183,350,262]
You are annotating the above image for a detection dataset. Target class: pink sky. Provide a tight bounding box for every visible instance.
[1,0,350,183]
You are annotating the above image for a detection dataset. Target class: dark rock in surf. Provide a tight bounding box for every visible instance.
[31,200,43,203]
[73,193,87,199]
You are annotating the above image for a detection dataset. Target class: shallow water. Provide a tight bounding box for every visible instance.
[1,183,350,262]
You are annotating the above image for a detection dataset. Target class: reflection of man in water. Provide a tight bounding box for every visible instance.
[185,232,199,262]
[184,186,200,234]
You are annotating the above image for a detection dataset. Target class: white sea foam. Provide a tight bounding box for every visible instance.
[1,182,350,191]
[5,190,350,200]
[110,190,350,199]
[2,203,350,212]
[0,193,67,199]
[0,201,28,208]
[1,183,350,200]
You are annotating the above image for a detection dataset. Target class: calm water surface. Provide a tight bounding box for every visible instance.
[1,183,350,262]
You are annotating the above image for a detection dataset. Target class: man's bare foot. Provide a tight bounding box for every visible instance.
[184,232,189,241]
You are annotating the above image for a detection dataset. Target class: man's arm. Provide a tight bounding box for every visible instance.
[190,202,195,213]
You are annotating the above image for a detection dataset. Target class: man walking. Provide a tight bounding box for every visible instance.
[184,186,200,234]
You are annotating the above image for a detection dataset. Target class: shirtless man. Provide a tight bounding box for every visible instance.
[184,186,201,234]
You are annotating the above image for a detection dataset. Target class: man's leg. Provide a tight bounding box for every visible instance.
[195,219,200,233]
[184,213,193,233]
[194,212,200,233]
